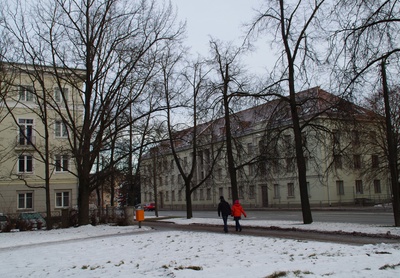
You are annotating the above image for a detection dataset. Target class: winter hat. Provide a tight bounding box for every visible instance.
[219,196,224,201]
[234,200,239,204]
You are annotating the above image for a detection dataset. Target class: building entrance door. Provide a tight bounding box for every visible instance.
[261,185,268,207]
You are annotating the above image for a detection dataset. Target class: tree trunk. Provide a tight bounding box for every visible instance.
[186,183,193,219]
[78,175,91,225]
[381,60,400,227]
[222,64,238,201]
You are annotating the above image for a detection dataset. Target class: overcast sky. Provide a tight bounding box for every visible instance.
[170,0,271,75]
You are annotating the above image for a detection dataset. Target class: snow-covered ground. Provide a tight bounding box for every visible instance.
[1,217,400,277]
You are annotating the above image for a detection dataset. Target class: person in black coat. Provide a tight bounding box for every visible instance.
[218,196,231,233]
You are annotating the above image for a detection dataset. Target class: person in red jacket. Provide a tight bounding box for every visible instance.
[231,199,246,231]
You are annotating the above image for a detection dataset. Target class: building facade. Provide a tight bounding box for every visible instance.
[140,87,391,209]
[0,63,84,215]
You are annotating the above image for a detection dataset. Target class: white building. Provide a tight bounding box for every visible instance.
[141,87,391,209]
[0,63,84,216]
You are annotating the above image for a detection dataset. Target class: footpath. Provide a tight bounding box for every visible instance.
[142,217,400,246]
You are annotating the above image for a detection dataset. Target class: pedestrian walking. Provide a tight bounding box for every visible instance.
[217,196,231,233]
[231,199,246,231]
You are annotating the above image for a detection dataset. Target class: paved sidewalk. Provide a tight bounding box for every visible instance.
[143,219,400,246]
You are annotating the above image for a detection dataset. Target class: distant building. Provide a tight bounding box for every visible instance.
[0,62,84,215]
[140,87,391,209]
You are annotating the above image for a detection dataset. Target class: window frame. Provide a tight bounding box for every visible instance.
[55,191,70,208]
[374,180,381,194]
[54,87,69,103]
[287,183,295,198]
[355,180,363,194]
[19,85,34,102]
[17,192,33,210]
[18,118,34,146]
[336,180,345,195]
[55,155,69,172]
[18,154,33,173]
[273,184,280,199]
[55,120,68,138]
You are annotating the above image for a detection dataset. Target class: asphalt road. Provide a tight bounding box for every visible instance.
[149,208,395,226]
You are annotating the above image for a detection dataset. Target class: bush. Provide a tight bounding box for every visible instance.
[17,220,33,231]
[1,221,15,233]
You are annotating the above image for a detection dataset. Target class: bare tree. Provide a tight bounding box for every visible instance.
[207,39,252,202]
[332,0,400,226]
[159,44,225,218]
[2,0,185,225]
[246,0,335,224]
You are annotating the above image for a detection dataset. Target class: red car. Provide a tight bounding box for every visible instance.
[143,203,155,211]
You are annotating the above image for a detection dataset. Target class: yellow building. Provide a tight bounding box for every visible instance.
[0,63,84,216]
[140,87,391,209]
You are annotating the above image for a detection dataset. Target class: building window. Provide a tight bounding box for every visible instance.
[165,191,169,202]
[55,155,69,172]
[165,176,168,186]
[171,190,175,201]
[19,85,34,102]
[272,159,279,173]
[18,155,33,173]
[249,164,255,176]
[219,187,223,198]
[249,186,255,199]
[178,190,182,201]
[206,188,211,200]
[200,189,204,200]
[286,157,295,172]
[18,118,34,145]
[247,143,254,155]
[336,180,344,195]
[228,187,232,199]
[307,182,311,198]
[239,186,244,199]
[353,155,361,169]
[55,191,70,208]
[55,120,68,138]
[374,180,381,194]
[371,155,379,168]
[355,180,363,194]
[334,155,342,169]
[218,168,222,180]
[193,189,198,201]
[287,183,294,197]
[18,192,33,209]
[352,130,360,146]
[333,130,341,153]
[170,159,174,170]
[284,135,292,155]
[302,132,308,150]
[54,88,69,103]
[273,184,280,199]
[258,161,266,176]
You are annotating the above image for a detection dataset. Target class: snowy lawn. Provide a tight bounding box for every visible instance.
[1,218,400,277]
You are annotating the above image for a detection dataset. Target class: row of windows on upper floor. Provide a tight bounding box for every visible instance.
[143,179,385,203]
[16,190,71,210]
[17,154,70,174]
[142,154,381,188]
[143,129,379,176]
[18,86,69,103]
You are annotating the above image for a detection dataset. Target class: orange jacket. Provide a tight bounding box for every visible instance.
[231,203,246,218]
